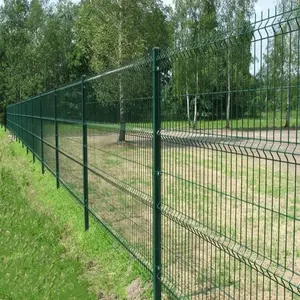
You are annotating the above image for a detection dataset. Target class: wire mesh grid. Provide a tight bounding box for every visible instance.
[157,4,300,299]
[5,4,300,299]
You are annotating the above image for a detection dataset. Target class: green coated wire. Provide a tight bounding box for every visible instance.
[5,5,300,298]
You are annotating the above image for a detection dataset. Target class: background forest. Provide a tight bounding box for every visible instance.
[0,0,297,128]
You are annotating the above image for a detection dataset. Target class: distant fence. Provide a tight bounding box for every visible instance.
[6,5,300,299]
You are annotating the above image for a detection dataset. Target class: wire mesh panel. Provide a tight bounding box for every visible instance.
[4,4,300,299]
[158,5,300,300]
[31,97,42,160]
[41,92,56,174]
[56,82,83,200]
[85,60,153,268]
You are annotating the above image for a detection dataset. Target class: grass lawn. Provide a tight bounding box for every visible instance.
[160,110,300,131]
[57,126,300,299]
[0,128,151,300]
[3,118,300,299]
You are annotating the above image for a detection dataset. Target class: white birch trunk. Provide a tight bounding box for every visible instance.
[285,88,290,127]
[193,96,197,129]
[186,86,191,128]
[118,1,125,142]
[226,51,231,129]
[193,62,199,129]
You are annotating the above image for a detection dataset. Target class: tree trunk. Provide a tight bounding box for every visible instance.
[186,87,191,128]
[226,51,231,129]
[193,63,199,129]
[285,31,292,128]
[119,73,126,141]
[285,88,290,128]
[193,96,197,129]
[186,59,191,128]
[118,2,125,142]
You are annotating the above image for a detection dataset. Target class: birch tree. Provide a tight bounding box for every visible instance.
[173,0,218,128]
[219,0,256,128]
[76,0,171,141]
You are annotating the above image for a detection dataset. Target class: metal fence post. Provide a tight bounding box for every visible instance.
[18,106,20,143]
[55,89,60,188]
[31,100,35,163]
[152,47,162,300]
[4,107,6,132]
[82,75,89,231]
[25,103,28,154]
[16,106,19,141]
[4,106,6,132]
[40,97,45,174]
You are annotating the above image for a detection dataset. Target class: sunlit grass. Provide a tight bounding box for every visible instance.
[0,128,152,299]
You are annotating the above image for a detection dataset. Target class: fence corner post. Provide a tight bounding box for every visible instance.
[82,75,89,231]
[152,47,162,300]
[54,88,60,189]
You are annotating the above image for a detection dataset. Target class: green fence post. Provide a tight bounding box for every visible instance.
[40,97,45,174]
[17,106,20,143]
[82,75,89,231]
[17,106,19,142]
[15,106,17,138]
[4,107,6,132]
[152,47,162,300]
[25,103,28,154]
[55,89,60,188]
[31,100,35,163]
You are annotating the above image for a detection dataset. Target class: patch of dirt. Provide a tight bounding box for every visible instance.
[97,290,116,300]
[126,278,141,300]
[87,260,98,271]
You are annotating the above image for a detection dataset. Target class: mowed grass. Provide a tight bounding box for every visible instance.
[21,120,300,299]
[161,110,300,130]
[52,110,300,136]
[0,128,152,300]
[57,127,300,299]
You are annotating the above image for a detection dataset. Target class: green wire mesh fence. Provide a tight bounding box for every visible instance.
[5,4,300,299]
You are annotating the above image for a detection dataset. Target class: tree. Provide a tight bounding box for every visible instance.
[259,1,300,128]
[40,0,80,89]
[0,0,81,111]
[76,0,171,141]
[218,0,256,128]
[172,0,218,128]
[0,0,31,104]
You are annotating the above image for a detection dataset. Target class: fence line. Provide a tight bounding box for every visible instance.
[5,5,300,299]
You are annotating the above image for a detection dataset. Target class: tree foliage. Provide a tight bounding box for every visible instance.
[1,0,298,131]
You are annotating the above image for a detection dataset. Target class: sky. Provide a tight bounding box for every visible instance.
[162,0,276,15]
